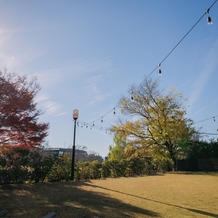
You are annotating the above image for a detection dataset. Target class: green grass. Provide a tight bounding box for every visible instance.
[0,172,218,217]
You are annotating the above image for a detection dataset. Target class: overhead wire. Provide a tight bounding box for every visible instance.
[194,115,218,124]
[78,0,218,133]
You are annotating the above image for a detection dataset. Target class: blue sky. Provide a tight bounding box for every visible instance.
[0,0,218,157]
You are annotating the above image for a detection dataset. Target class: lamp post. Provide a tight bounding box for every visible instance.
[71,109,79,180]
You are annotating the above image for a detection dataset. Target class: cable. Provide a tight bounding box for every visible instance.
[87,107,116,125]
[80,0,218,130]
[194,115,218,124]
[198,132,218,136]
[146,0,217,79]
[77,120,110,134]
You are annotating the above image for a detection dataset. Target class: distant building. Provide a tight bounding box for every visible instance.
[43,148,72,158]
[44,147,103,162]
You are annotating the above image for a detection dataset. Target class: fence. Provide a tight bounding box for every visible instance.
[177,158,218,171]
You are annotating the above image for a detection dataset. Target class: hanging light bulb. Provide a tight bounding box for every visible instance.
[131,91,134,100]
[207,16,212,25]
[213,117,216,122]
[113,108,116,115]
[93,122,95,126]
[158,64,162,75]
[206,8,213,25]
[101,117,103,122]
[159,68,162,74]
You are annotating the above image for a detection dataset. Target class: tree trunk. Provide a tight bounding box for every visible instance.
[172,157,177,171]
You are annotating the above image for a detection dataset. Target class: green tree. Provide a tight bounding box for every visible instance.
[107,133,126,161]
[111,79,195,170]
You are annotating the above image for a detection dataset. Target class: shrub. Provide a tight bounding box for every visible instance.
[0,148,30,184]
[47,153,71,182]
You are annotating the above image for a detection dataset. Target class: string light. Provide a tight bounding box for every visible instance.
[194,115,218,137]
[207,16,212,25]
[79,114,218,138]
[206,8,213,25]
[195,115,218,124]
[131,91,134,101]
[78,0,218,133]
[158,64,162,75]
[77,120,111,135]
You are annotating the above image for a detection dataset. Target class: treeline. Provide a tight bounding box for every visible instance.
[1,140,218,184]
[0,148,157,184]
[76,157,155,180]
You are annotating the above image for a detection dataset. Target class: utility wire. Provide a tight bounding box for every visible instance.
[83,0,218,128]
[198,132,218,136]
[146,0,217,79]
[194,115,218,124]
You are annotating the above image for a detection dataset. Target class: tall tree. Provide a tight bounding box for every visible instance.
[107,133,126,161]
[0,71,49,150]
[111,79,195,170]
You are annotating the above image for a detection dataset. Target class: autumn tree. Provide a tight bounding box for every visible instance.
[111,79,195,170]
[0,71,49,150]
[107,133,126,161]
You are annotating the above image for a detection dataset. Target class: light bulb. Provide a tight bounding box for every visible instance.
[207,16,213,25]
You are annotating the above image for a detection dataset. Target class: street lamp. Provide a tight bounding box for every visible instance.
[71,109,79,180]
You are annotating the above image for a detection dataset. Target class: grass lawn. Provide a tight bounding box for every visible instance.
[0,172,218,218]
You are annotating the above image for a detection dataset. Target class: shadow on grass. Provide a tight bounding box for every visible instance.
[84,183,218,218]
[0,182,158,218]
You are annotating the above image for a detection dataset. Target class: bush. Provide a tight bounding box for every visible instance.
[47,153,71,182]
[75,160,102,180]
[0,148,156,184]
[101,158,154,178]
[101,160,111,178]
[0,148,30,184]
[0,148,56,184]
[29,152,54,182]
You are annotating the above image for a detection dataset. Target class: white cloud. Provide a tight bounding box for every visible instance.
[86,74,110,105]
[36,94,66,117]
[34,56,113,89]
[0,23,113,90]
[191,99,218,118]
[188,41,218,113]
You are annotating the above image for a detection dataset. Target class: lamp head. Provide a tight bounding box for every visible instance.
[73,109,79,120]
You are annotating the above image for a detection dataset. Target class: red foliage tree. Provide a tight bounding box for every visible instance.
[0,71,49,151]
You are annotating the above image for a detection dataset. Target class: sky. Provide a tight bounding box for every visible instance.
[0,0,218,157]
